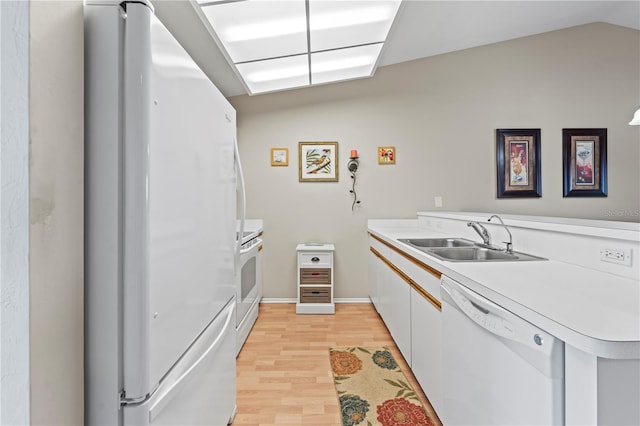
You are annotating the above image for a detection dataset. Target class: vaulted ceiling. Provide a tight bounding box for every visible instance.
[153,1,640,98]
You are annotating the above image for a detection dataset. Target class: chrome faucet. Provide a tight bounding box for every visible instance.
[488,214,513,253]
[467,221,491,246]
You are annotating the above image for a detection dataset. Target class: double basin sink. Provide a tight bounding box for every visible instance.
[398,238,546,262]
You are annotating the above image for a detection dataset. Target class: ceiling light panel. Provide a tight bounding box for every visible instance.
[235,54,310,94]
[198,0,308,63]
[311,43,382,85]
[194,0,403,94]
[309,0,402,52]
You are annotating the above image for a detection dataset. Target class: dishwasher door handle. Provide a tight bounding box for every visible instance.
[470,300,490,315]
[441,276,516,339]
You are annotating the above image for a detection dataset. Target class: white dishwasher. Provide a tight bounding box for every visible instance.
[440,275,564,425]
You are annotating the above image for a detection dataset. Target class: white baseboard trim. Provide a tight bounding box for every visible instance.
[260,298,371,304]
[260,298,296,304]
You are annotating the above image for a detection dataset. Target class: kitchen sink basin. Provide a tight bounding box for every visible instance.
[398,238,477,248]
[398,237,546,262]
[427,247,546,262]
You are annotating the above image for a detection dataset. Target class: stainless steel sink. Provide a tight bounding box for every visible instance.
[427,247,546,262]
[398,238,477,248]
[398,237,546,262]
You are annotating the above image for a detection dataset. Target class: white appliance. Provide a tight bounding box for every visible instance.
[84,1,238,424]
[440,275,564,425]
[236,227,263,355]
[233,138,261,355]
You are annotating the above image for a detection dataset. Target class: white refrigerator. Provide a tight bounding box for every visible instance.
[84,1,238,424]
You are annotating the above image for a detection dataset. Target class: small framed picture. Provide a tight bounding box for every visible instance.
[299,141,338,182]
[562,128,607,197]
[496,129,542,198]
[271,148,288,166]
[378,146,396,164]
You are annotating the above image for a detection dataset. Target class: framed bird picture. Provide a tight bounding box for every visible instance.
[299,141,339,182]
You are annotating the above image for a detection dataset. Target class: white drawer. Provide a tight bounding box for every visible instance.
[299,252,332,267]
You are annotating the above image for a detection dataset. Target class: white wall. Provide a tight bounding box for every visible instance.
[29,1,84,424]
[230,23,640,300]
[1,1,30,424]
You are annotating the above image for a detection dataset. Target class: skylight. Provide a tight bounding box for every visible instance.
[194,0,403,95]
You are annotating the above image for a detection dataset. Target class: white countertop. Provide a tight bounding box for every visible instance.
[243,219,263,234]
[368,220,640,359]
[238,219,263,241]
[296,243,335,252]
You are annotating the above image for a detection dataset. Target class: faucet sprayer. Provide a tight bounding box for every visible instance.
[488,215,513,253]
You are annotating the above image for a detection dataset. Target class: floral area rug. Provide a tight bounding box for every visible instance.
[329,347,435,426]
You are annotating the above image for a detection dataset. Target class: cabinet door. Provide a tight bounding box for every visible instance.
[377,255,392,328]
[389,271,412,365]
[411,286,442,416]
[369,236,389,314]
[368,249,380,311]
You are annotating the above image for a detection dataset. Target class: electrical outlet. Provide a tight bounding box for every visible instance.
[434,196,443,208]
[600,247,632,266]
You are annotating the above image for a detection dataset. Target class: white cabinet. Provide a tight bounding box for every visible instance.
[370,243,407,359]
[411,285,443,415]
[390,245,443,415]
[369,235,410,356]
[388,268,412,365]
[296,244,335,314]
[377,255,392,328]
[368,249,380,312]
[369,236,392,318]
[368,233,443,417]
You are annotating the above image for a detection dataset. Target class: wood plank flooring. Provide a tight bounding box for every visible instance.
[233,303,442,425]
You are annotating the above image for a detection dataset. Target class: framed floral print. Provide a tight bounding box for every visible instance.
[378,146,396,164]
[496,129,542,198]
[562,128,607,197]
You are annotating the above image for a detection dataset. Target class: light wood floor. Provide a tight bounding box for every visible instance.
[232,303,442,425]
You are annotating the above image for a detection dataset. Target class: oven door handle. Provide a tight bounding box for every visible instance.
[239,238,262,256]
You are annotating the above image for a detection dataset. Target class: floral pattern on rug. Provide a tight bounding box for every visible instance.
[331,350,364,375]
[329,347,435,426]
[372,349,398,370]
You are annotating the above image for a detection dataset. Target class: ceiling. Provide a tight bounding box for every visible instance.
[153,1,640,98]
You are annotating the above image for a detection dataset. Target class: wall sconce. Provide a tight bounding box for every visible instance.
[348,150,360,210]
[630,107,640,125]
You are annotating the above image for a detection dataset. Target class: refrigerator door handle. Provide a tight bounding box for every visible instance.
[148,302,235,422]
[234,136,246,272]
[120,384,159,407]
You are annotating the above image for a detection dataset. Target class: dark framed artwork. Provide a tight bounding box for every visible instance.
[562,128,607,197]
[496,129,542,198]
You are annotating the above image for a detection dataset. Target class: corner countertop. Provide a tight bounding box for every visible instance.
[368,220,640,359]
[243,219,263,234]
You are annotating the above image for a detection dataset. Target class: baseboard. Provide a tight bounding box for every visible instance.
[260,298,297,304]
[260,298,371,304]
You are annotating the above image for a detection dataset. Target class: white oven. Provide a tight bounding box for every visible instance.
[236,230,262,355]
